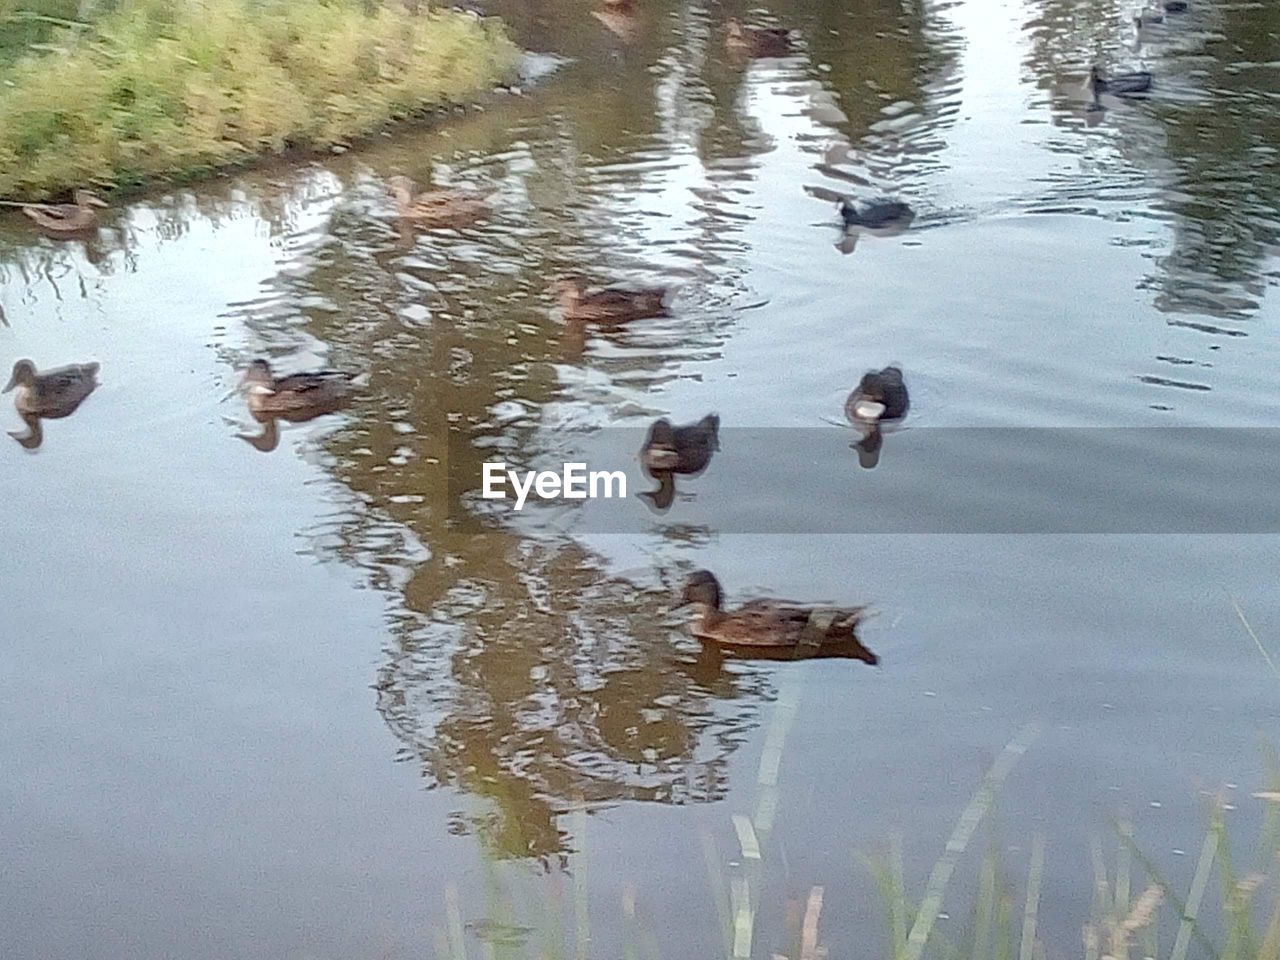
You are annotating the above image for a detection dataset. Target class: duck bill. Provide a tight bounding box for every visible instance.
[2,373,16,393]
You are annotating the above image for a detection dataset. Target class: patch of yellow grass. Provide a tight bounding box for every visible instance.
[0,0,519,199]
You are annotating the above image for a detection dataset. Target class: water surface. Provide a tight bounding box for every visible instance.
[3,0,1280,958]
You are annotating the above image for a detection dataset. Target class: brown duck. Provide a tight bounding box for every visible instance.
[239,359,364,420]
[386,175,493,228]
[724,18,793,57]
[554,277,671,324]
[4,359,99,416]
[22,190,108,238]
[678,570,878,664]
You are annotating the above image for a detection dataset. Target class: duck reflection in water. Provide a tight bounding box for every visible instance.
[845,365,909,469]
[5,358,99,450]
[639,413,719,511]
[237,358,365,452]
[677,570,878,665]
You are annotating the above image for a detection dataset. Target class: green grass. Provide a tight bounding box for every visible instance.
[428,738,1280,960]
[867,749,1280,960]
[0,0,520,199]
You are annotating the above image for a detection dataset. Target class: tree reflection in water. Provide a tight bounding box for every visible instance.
[374,539,773,866]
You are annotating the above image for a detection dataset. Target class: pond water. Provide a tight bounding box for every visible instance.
[3,0,1280,958]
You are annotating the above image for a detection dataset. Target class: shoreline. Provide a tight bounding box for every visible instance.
[0,1,522,202]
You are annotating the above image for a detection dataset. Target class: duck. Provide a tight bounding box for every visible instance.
[3,359,99,416]
[553,277,671,324]
[641,414,719,474]
[845,366,909,425]
[386,175,492,228]
[22,190,108,238]
[1133,5,1164,25]
[678,570,878,664]
[724,18,793,57]
[838,197,914,230]
[239,358,364,420]
[1162,0,1188,11]
[1088,65,1153,104]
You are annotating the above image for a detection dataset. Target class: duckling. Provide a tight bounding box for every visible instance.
[641,414,719,474]
[845,366,909,425]
[724,18,793,57]
[678,570,878,664]
[3,359,99,416]
[239,359,363,420]
[386,175,492,228]
[838,198,914,230]
[1088,65,1153,104]
[22,190,108,238]
[553,277,671,324]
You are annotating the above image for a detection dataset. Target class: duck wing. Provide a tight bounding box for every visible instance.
[703,600,864,648]
[27,363,98,416]
[583,286,668,308]
[271,370,354,393]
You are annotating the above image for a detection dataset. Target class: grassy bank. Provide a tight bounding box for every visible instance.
[0,0,520,199]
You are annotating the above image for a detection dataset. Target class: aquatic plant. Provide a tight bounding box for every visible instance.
[0,0,520,199]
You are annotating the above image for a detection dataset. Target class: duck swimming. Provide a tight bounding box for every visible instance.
[838,197,914,230]
[22,190,108,238]
[641,414,719,474]
[4,359,99,416]
[678,570,878,664]
[239,359,363,420]
[724,18,793,57]
[845,366,909,425]
[554,277,671,324]
[386,175,493,228]
[1087,65,1153,110]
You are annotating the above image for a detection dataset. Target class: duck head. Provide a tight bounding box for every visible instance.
[678,569,724,611]
[240,359,276,394]
[4,359,36,393]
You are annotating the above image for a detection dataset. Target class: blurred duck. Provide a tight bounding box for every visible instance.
[386,175,492,227]
[845,366,909,426]
[838,197,914,230]
[239,359,364,420]
[1134,0,1186,24]
[1088,65,1153,108]
[554,277,671,324]
[678,570,878,665]
[641,414,719,474]
[724,18,793,57]
[22,190,108,238]
[4,359,99,416]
